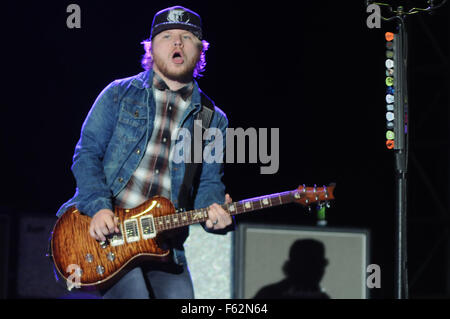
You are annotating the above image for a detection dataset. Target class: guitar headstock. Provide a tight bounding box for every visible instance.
[292,183,336,206]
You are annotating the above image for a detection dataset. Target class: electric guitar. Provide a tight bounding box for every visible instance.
[50,184,335,290]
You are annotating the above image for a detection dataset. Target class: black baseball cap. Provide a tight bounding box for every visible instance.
[150,6,203,40]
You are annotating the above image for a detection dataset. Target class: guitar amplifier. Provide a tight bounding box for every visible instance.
[233,223,370,299]
[13,213,100,298]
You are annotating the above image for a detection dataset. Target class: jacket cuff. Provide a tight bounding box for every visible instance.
[77,197,113,217]
[201,216,236,235]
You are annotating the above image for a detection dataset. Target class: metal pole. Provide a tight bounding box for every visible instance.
[393,14,409,299]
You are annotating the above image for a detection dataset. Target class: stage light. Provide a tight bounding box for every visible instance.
[386,111,395,121]
[386,139,394,149]
[385,32,394,42]
[386,77,394,86]
[386,87,394,95]
[385,59,394,69]
[386,94,394,104]
[386,130,395,140]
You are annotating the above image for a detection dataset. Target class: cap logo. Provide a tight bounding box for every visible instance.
[167,9,189,23]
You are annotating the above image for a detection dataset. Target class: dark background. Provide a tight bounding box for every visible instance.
[1,0,448,299]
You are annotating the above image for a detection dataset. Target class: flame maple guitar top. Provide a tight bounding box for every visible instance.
[51,196,175,289]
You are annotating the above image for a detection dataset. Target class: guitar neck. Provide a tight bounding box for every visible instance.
[154,190,296,232]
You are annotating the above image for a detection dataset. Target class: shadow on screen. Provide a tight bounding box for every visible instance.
[253,238,330,299]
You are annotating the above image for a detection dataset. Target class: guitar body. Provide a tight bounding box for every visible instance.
[51,195,175,290]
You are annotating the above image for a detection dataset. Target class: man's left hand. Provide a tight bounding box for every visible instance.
[206,194,233,230]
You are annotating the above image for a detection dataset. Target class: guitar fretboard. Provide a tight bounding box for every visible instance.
[153,190,296,232]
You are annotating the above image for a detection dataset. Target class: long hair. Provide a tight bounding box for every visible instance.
[140,38,210,78]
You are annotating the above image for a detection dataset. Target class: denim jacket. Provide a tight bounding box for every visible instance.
[56,70,228,225]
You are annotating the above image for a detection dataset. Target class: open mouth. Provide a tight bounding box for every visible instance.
[172,51,184,64]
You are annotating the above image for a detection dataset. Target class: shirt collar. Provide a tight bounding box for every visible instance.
[152,71,194,101]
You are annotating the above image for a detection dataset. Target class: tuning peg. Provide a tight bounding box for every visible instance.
[313,185,320,201]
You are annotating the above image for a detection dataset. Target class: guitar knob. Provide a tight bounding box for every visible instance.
[85,253,93,263]
[107,252,115,262]
[96,265,105,275]
[99,241,108,249]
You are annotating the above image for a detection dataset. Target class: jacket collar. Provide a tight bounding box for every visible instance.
[130,69,153,89]
[131,69,202,113]
[152,71,194,101]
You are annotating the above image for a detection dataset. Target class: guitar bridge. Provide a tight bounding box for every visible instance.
[110,224,124,247]
[140,215,156,239]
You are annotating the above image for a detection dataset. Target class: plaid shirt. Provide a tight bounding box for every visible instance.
[115,72,194,209]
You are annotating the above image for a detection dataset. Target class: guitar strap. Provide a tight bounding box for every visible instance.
[177,89,215,211]
[163,90,217,251]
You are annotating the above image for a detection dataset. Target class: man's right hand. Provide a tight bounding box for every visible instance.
[89,209,120,242]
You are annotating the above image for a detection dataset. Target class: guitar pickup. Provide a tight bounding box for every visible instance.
[124,219,140,243]
[140,215,156,239]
